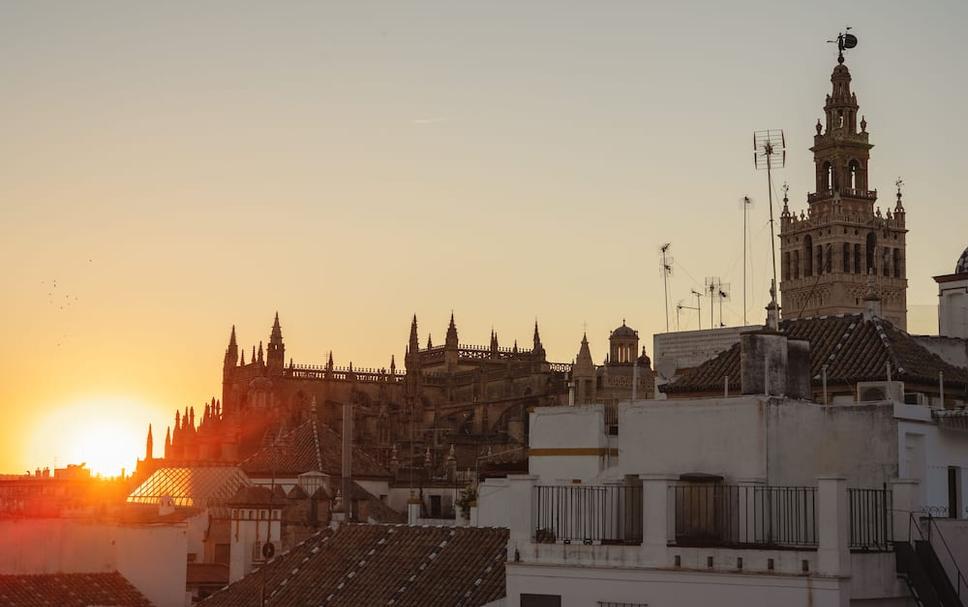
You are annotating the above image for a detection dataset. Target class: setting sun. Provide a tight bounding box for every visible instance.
[26,396,158,477]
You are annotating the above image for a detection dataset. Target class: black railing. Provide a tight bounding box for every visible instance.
[670,484,818,548]
[533,484,642,545]
[848,487,893,551]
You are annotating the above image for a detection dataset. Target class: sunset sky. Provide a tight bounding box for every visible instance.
[2,1,966,476]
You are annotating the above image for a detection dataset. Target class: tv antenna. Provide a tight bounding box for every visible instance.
[659,243,673,332]
[675,299,695,331]
[690,289,704,330]
[753,129,786,316]
[705,277,732,328]
[739,196,754,325]
[827,26,857,64]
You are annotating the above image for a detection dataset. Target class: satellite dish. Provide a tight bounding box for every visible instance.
[842,33,858,49]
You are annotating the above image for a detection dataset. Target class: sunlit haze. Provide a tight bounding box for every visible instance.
[2,1,966,474]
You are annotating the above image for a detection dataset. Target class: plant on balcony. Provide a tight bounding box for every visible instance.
[456,485,477,520]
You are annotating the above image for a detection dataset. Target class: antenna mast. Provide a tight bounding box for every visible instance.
[753,129,786,320]
[690,289,704,330]
[660,243,673,332]
[741,196,753,325]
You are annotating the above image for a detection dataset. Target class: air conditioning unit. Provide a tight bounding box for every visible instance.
[904,392,927,406]
[251,541,277,562]
[856,381,905,403]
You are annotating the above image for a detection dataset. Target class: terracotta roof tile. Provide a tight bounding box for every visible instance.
[0,572,153,606]
[664,314,968,395]
[201,524,507,607]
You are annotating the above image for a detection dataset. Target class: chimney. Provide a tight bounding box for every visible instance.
[785,338,812,399]
[863,274,882,321]
[740,329,788,396]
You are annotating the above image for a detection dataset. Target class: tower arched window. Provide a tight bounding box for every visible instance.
[893,249,902,278]
[843,243,851,273]
[822,163,832,191]
[866,232,877,274]
[793,250,800,279]
[783,252,790,281]
[848,160,860,190]
[816,245,824,275]
[854,243,861,274]
[804,235,813,277]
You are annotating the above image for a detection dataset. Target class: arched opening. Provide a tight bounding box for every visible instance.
[816,245,824,275]
[843,243,851,273]
[793,250,800,279]
[866,232,877,274]
[848,160,860,190]
[804,235,814,277]
[822,162,832,191]
[783,252,790,281]
[854,243,861,274]
[893,249,902,278]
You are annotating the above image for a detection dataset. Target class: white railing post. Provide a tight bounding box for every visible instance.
[817,475,850,577]
[890,478,920,543]
[507,475,538,560]
[640,474,674,567]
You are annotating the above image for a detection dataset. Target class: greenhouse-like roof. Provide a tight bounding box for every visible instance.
[127,466,250,508]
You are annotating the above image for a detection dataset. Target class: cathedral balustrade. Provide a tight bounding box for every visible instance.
[548,362,573,373]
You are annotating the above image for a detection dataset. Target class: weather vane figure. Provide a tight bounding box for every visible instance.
[828,27,858,63]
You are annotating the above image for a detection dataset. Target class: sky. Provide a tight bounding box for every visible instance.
[1,1,966,475]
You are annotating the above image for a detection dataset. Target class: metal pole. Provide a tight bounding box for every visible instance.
[766,147,778,308]
[743,197,749,325]
[662,247,670,333]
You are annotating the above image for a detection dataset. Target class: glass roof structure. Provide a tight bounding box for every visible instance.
[127,466,251,508]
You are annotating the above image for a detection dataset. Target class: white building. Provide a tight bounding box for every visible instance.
[479,325,968,606]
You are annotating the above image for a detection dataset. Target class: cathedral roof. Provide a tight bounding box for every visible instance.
[956,246,968,274]
[201,525,508,607]
[240,416,391,479]
[663,314,968,395]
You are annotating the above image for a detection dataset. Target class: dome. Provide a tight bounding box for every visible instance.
[610,321,637,340]
[957,247,968,274]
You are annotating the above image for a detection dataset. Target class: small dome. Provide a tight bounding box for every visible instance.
[957,247,968,274]
[610,320,637,339]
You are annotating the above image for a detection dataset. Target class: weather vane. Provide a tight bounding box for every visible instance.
[827,27,858,63]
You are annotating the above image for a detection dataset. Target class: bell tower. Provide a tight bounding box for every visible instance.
[779,48,907,329]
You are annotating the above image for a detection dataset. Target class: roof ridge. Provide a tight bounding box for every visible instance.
[817,316,860,377]
[310,416,323,473]
[871,316,906,375]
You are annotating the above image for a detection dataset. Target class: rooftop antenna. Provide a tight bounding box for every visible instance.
[753,129,786,315]
[739,196,754,325]
[659,243,674,332]
[717,284,731,327]
[705,277,721,329]
[675,299,688,331]
[690,289,704,330]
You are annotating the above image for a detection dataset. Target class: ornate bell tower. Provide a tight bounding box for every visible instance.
[779,49,908,329]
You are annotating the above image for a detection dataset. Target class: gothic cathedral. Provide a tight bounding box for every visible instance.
[779,52,907,329]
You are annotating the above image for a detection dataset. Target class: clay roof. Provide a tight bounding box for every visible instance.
[664,314,968,395]
[240,417,390,479]
[202,524,507,607]
[0,572,153,606]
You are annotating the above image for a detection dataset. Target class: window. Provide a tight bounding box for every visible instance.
[793,250,800,279]
[783,252,790,281]
[848,159,860,189]
[854,243,861,274]
[821,163,832,191]
[866,233,877,274]
[816,245,824,275]
[804,235,813,276]
[843,243,851,273]
[893,249,902,278]
[430,495,442,517]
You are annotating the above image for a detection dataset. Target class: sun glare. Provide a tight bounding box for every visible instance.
[27,397,156,477]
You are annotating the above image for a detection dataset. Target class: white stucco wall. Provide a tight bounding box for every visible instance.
[0,518,188,607]
[529,405,609,482]
[507,562,849,607]
[619,398,768,480]
[477,478,511,529]
[897,404,968,517]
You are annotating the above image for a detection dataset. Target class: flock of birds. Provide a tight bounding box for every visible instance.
[42,258,93,347]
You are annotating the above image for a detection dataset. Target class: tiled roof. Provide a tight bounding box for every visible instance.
[127,466,250,507]
[241,417,390,479]
[664,314,968,395]
[202,524,508,607]
[0,572,153,606]
[224,482,405,523]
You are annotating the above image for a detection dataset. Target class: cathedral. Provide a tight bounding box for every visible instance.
[145,313,655,474]
[779,49,908,329]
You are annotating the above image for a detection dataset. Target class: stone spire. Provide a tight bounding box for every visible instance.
[489,329,499,355]
[532,320,546,360]
[445,312,459,349]
[145,424,153,461]
[164,426,171,459]
[267,312,285,372]
[575,333,594,371]
[224,325,238,369]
